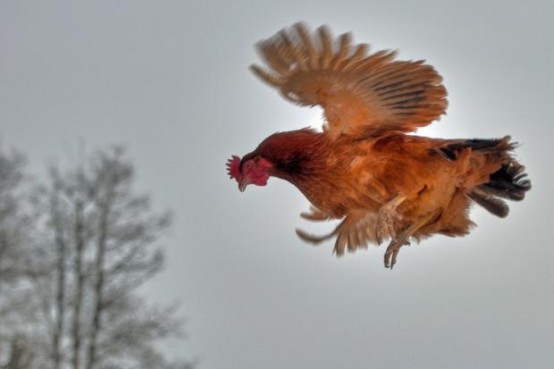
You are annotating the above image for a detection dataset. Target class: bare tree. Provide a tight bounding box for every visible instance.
[21,146,191,369]
[0,148,37,368]
[0,147,26,287]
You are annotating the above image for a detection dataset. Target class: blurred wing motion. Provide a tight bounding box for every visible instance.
[296,209,381,256]
[251,23,448,137]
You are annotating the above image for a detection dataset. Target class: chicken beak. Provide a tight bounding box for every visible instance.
[238,178,248,192]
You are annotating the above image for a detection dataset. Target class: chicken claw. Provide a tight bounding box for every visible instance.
[384,238,411,269]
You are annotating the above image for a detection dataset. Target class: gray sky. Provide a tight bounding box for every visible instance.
[2,0,554,368]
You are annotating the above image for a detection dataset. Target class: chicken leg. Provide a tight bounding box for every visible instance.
[375,194,406,244]
[384,209,442,269]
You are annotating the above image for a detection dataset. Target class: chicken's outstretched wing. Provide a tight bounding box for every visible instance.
[251,23,448,137]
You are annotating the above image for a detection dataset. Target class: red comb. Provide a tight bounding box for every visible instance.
[226,155,241,180]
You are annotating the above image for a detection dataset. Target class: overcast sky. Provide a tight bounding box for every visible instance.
[2,0,554,368]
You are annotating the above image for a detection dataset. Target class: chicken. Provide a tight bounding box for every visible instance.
[227,23,531,268]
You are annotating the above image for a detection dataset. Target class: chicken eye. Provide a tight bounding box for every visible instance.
[244,161,253,170]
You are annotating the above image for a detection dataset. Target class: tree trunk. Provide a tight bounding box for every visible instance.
[5,336,33,369]
[85,198,110,369]
[71,199,85,369]
[51,191,66,369]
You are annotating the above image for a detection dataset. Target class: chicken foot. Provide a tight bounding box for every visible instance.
[384,210,442,269]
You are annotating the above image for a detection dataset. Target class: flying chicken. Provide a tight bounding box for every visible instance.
[227,23,530,268]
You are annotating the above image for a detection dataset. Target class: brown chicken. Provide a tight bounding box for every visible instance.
[227,23,530,268]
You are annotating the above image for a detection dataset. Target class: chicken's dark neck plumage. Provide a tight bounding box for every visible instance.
[244,128,328,181]
[242,129,344,212]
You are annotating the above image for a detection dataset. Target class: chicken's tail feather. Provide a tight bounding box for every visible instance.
[438,136,514,160]
[468,189,510,218]
[479,161,531,201]
[469,160,530,217]
[441,136,531,218]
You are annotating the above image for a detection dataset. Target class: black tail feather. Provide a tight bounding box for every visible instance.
[438,136,514,161]
[468,189,509,218]
[481,162,531,201]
